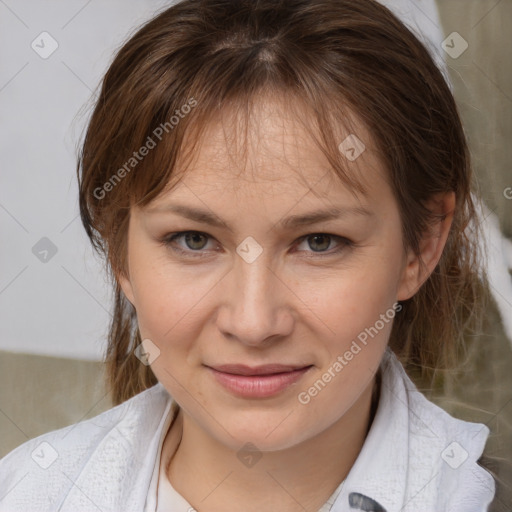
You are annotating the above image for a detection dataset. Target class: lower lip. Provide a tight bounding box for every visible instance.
[207,366,312,398]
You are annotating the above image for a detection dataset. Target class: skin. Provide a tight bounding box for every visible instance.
[118,95,455,511]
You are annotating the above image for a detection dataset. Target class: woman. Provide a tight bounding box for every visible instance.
[0,0,498,510]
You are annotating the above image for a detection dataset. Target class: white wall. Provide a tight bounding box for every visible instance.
[0,1,170,360]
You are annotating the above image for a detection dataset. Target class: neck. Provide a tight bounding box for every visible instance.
[164,372,380,512]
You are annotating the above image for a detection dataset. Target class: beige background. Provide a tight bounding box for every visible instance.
[1,0,511,510]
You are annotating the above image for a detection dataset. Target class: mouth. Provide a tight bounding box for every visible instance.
[209,363,312,376]
[205,363,314,398]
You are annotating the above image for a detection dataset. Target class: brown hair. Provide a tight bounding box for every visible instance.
[78,0,486,408]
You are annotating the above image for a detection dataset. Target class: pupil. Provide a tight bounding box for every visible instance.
[186,233,207,250]
[310,235,329,251]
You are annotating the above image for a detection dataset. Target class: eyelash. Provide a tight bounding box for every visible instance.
[159,231,353,259]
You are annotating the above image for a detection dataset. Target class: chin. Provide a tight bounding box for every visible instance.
[207,412,314,453]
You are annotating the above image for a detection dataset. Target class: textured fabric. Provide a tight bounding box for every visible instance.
[0,347,494,512]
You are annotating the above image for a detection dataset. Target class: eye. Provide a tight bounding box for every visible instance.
[160,230,353,259]
[161,231,217,257]
[294,233,353,257]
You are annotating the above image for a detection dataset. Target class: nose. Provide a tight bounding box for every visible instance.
[215,251,294,348]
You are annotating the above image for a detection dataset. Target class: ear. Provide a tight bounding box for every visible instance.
[117,267,136,306]
[396,191,456,301]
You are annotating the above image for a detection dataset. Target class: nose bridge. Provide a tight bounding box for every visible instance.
[237,250,274,306]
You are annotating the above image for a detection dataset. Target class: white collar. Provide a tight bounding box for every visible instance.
[330,347,495,511]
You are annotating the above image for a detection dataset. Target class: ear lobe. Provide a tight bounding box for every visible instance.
[396,191,456,301]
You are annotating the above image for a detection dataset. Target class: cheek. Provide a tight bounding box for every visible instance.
[294,276,395,430]
[312,275,394,375]
[291,260,399,334]
[127,252,209,347]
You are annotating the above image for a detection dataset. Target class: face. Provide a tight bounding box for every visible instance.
[118,96,416,453]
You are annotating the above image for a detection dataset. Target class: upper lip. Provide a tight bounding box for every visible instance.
[207,364,312,376]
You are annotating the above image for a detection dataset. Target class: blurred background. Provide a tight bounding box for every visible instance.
[1,0,511,509]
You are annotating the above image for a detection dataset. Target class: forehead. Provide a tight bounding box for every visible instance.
[152,93,389,208]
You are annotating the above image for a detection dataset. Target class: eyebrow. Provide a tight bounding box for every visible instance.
[146,203,373,231]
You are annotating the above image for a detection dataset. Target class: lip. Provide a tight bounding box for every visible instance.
[210,363,310,376]
[206,364,313,398]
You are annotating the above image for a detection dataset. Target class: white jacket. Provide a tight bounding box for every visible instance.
[0,348,495,512]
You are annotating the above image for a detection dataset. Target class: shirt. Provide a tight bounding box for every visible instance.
[0,347,495,511]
